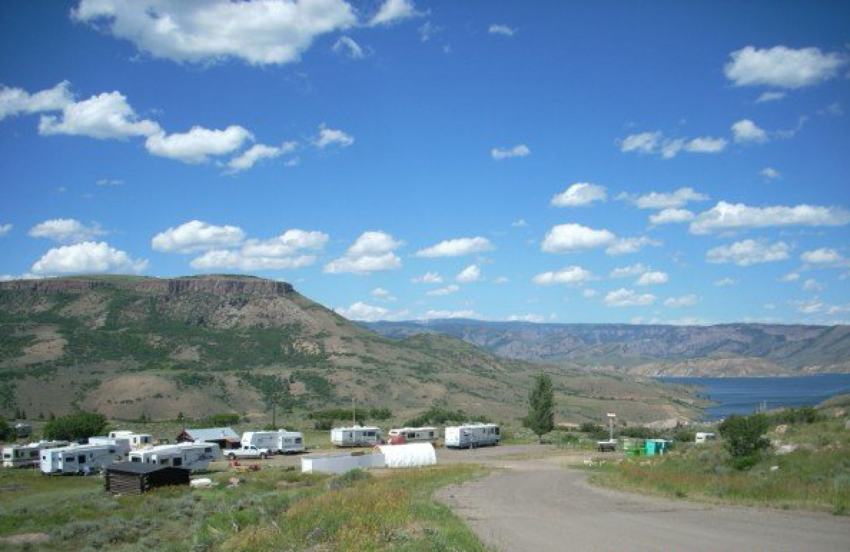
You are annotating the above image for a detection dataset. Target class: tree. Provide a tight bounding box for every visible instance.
[43,411,108,441]
[524,374,555,443]
[718,413,770,470]
[0,416,14,442]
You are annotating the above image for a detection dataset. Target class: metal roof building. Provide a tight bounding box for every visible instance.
[176,427,240,449]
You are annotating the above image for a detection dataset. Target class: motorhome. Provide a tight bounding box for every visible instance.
[444,424,500,449]
[40,442,130,474]
[388,427,438,444]
[129,442,221,472]
[2,441,68,468]
[331,426,383,447]
[108,431,154,449]
[695,432,717,444]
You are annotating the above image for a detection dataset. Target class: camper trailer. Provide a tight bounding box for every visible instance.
[40,442,130,475]
[2,441,68,468]
[331,426,383,447]
[129,442,221,472]
[276,430,306,453]
[108,431,154,449]
[241,430,305,454]
[388,427,438,444]
[444,424,500,449]
[695,432,717,444]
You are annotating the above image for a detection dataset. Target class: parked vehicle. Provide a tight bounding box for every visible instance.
[13,423,32,438]
[225,445,270,460]
[129,442,222,472]
[695,432,717,444]
[2,441,68,468]
[331,426,383,447]
[108,431,154,449]
[241,430,305,454]
[276,430,306,454]
[388,427,438,444]
[444,424,500,449]
[40,442,130,475]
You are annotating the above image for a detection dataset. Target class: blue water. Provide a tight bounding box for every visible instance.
[661,374,850,420]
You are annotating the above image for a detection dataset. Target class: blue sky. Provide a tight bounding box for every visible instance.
[1,0,848,325]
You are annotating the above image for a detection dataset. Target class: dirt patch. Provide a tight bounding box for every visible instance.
[0,533,50,546]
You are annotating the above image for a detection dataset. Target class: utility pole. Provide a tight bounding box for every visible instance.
[352,396,357,426]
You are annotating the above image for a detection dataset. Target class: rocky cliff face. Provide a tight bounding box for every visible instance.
[0,275,294,296]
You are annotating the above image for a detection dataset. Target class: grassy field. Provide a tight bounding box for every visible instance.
[0,464,491,552]
[588,416,850,515]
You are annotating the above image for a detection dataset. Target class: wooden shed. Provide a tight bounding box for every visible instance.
[105,462,190,495]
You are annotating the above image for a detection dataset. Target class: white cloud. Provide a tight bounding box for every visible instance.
[619,187,708,210]
[685,136,728,153]
[760,167,781,180]
[620,131,660,154]
[39,91,160,140]
[146,125,253,164]
[370,287,396,302]
[29,219,106,243]
[620,132,725,158]
[337,301,408,322]
[532,266,595,286]
[665,295,699,308]
[706,239,791,266]
[227,141,297,172]
[690,201,850,234]
[731,119,768,144]
[96,178,123,186]
[792,298,850,316]
[324,230,402,274]
[332,36,365,59]
[506,314,544,323]
[511,219,528,228]
[152,220,246,253]
[421,309,478,320]
[456,264,481,283]
[550,183,607,208]
[73,0,357,66]
[636,271,668,286]
[314,124,354,148]
[606,236,661,256]
[756,91,786,103]
[800,248,843,265]
[541,223,615,253]
[369,0,421,27]
[582,288,597,298]
[724,45,847,89]
[491,144,530,160]
[493,276,509,284]
[488,24,516,37]
[650,208,695,225]
[412,271,442,284]
[189,229,328,271]
[31,241,147,275]
[604,288,657,307]
[0,81,73,121]
[610,264,650,278]
[0,223,12,238]
[781,272,800,282]
[427,284,460,296]
[714,277,739,287]
[416,236,494,258]
[802,278,825,292]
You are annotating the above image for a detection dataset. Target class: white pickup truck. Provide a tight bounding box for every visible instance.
[225,445,270,460]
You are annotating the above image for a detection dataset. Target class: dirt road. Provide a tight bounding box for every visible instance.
[438,454,850,552]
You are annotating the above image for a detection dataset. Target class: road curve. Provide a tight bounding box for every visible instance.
[437,457,850,552]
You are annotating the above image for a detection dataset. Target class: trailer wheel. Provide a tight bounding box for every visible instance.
[228,453,236,461]
[260,453,268,460]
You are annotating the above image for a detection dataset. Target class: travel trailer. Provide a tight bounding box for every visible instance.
[331,426,383,447]
[129,442,222,472]
[2,441,68,468]
[444,424,500,449]
[40,442,130,474]
[695,432,717,444]
[388,427,438,444]
[241,430,305,454]
[108,431,154,449]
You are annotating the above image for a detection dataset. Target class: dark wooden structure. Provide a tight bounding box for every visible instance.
[104,462,190,495]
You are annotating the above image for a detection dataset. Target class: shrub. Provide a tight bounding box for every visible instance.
[327,468,371,490]
[314,419,333,431]
[368,407,392,421]
[0,416,13,441]
[196,412,241,427]
[404,407,489,427]
[43,411,108,441]
[620,427,662,439]
[769,406,825,426]
[718,413,770,470]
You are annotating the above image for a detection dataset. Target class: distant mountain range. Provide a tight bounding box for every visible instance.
[365,320,850,377]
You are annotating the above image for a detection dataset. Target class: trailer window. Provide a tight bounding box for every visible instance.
[204,447,212,453]
[2,454,10,459]
[173,458,183,467]
[131,457,141,462]
[295,438,302,444]
[65,456,75,462]
[495,427,500,435]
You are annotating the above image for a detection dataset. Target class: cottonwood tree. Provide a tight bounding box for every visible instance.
[524,374,555,443]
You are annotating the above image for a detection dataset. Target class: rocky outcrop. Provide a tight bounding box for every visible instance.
[0,275,294,296]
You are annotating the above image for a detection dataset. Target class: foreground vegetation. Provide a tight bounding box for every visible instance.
[0,464,490,552]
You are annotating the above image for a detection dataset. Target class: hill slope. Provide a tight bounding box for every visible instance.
[0,276,701,423]
[365,320,850,376]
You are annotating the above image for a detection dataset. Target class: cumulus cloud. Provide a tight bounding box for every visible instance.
[416,236,494,258]
[337,301,409,322]
[550,183,607,208]
[781,272,800,283]
[620,131,660,154]
[610,264,650,278]
[29,218,106,243]
[0,81,73,121]
[511,219,528,228]
[39,91,160,140]
[314,124,354,148]
[802,278,825,292]
[31,241,147,275]
[332,36,365,59]
[731,119,768,144]
[370,287,396,302]
[690,202,850,234]
[227,141,297,172]
[146,125,253,164]
[427,284,460,296]
[369,0,421,27]
[649,208,695,225]
[532,266,595,286]
[412,271,442,284]
[665,295,699,308]
[189,229,328,271]
[324,230,402,274]
[714,277,739,287]
[724,46,846,89]
[604,288,657,307]
[456,264,481,283]
[706,239,791,266]
[800,248,845,266]
[152,220,246,253]
[685,136,728,153]
[636,271,668,286]
[620,132,726,158]
[792,298,850,316]
[491,144,530,160]
[421,309,479,320]
[0,223,11,237]
[761,167,781,180]
[618,187,708,210]
[72,0,358,66]
[756,91,786,103]
[488,24,516,37]
[605,236,661,256]
[541,223,615,253]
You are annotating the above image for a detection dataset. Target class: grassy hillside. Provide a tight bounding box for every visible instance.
[0,275,702,424]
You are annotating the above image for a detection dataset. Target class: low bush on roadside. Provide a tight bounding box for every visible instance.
[718,413,770,470]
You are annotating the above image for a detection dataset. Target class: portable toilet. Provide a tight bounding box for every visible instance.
[644,439,657,456]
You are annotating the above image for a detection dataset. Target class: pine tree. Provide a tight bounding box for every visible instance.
[524,373,555,443]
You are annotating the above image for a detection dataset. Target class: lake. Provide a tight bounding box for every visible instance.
[661,374,850,420]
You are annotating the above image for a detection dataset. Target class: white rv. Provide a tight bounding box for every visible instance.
[695,432,717,444]
[241,430,305,454]
[444,424,500,449]
[277,430,306,453]
[2,441,68,468]
[129,442,222,472]
[331,426,383,447]
[40,442,130,475]
[388,427,438,444]
[108,431,154,449]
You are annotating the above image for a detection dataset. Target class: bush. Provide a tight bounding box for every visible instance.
[768,406,825,426]
[404,407,489,427]
[0,416,14,441]
[620,427,662,439]
[718,413,770,470]
[368,407,392,421]
[43,411,108,441]
[672,428,697,443]
[198,412,241,427]
[314,419,333,431]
